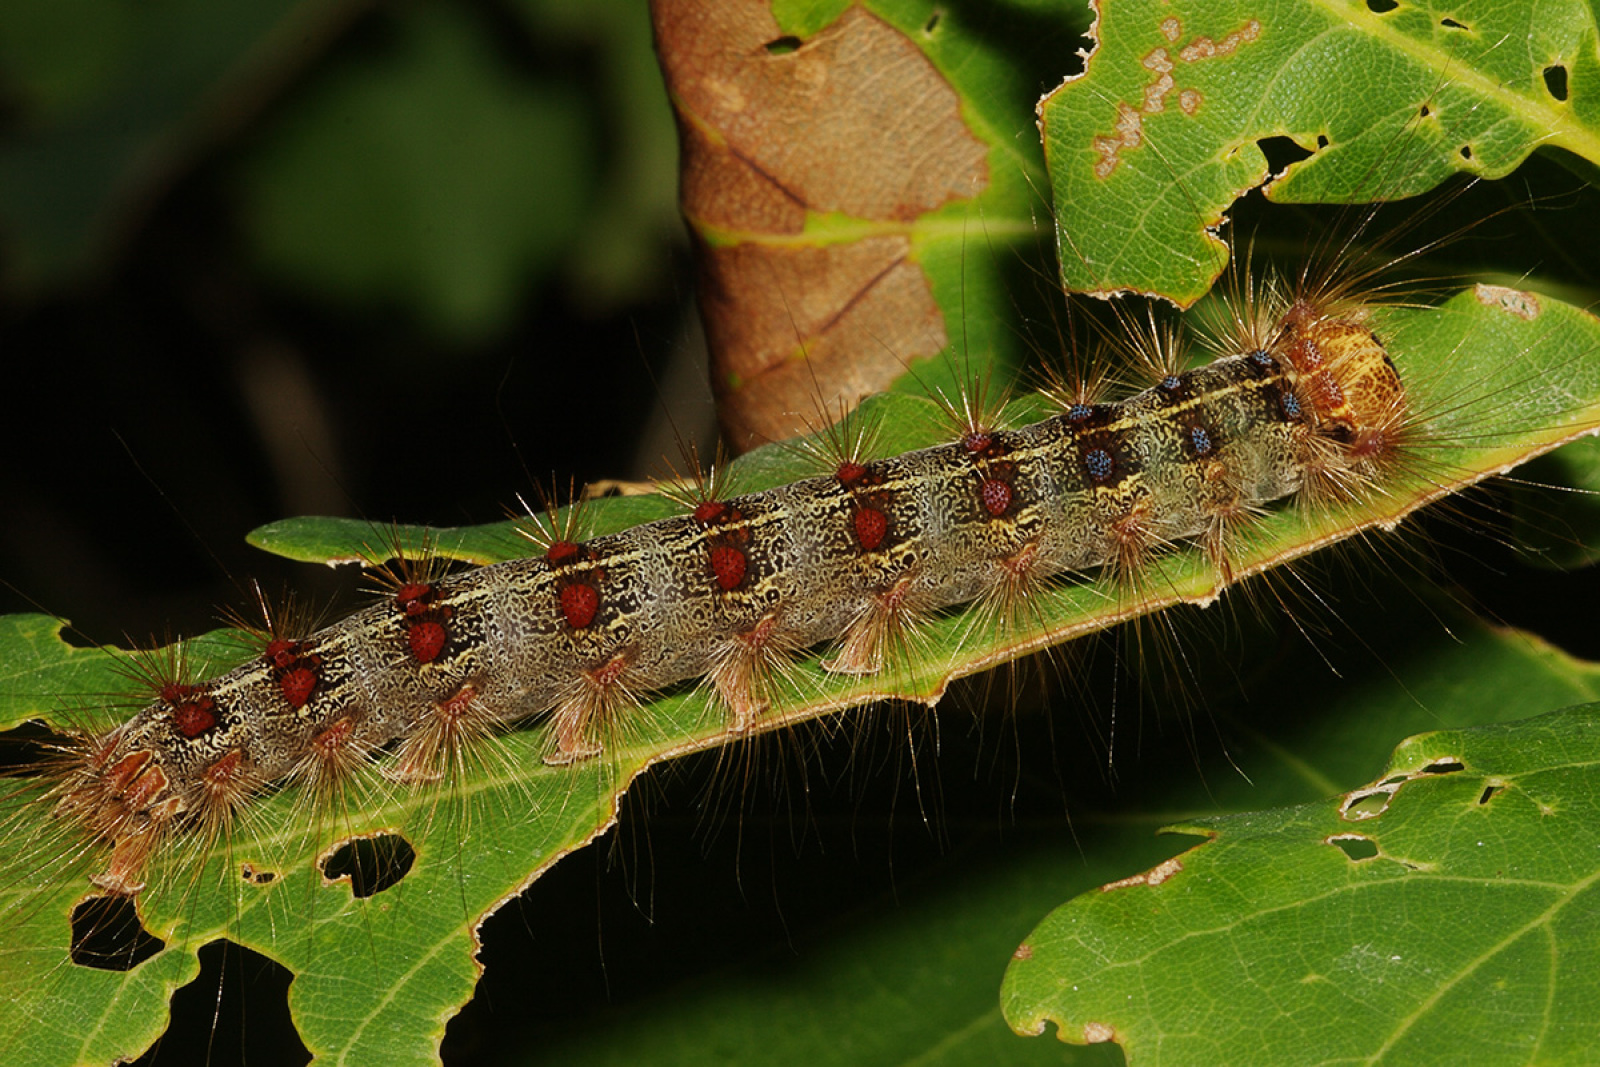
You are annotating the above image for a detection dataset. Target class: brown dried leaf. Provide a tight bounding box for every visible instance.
[653,1,989,449]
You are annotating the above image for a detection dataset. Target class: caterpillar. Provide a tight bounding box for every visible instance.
[20,293,1413,898]
[4,1,1600,1065]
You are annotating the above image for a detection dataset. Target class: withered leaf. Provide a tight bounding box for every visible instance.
[654,1,989,449]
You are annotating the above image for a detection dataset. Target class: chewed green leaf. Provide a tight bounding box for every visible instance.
[1003,703,1600,1066]
[0,615,127,731]
[3,281,1599,1065]
[1042,0,1600,303]
[527,615,1600,1067]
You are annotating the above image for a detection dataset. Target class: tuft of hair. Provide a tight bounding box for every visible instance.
[541,649,649,767]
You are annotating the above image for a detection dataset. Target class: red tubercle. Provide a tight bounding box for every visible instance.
[394,582,453,661]
[158,681,194,705]
[735,611,781,653]
[853,505,889,551]
[171,700,219,742]
[263,638,321,708]
[693,500,729,524]
[435,683,480,723]
[963,431,993,454]
[164,685,219,739]
[546,540,582,566]
[279,666,319,709]
[201,750,246,789]
[1000,539,1041,580]
[407,620,448,663]
[311,718,356,758]
[980,477,1014,517]
[560,583,600,630]
[695,501,746,532]
[709,544,747,590]
[395,583,436,616]
[836,461,868,486]
[589,651,630,688]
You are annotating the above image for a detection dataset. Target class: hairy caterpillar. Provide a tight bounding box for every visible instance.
[4,1,1600,1064]
[17,294,1413,895]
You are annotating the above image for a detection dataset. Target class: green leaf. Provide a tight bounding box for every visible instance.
[3,283,1599,1065]
[473,578,1600,1067]
[0,0,350,290]
[235,2,596,341]
[1003,703,1600,1066]
[1040,0,1600,303]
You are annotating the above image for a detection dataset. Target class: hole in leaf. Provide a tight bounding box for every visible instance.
[1315,133,1329,150]
[1421,759,1465,775]
[1460,144,1474,161]
[1543,65,1569,102]
[1365,0,1398,10]
[131,940,311,1067]
[763,35,802,55]
[241,862,277,886]
[1440,16,1468,29]
[923,10,942,34]
[1418,103,1431,118]
[0,720,68,774]
[1479,784,1503,805]
[1328,835,1379,862]
[70,894,165,971]
[1256,135,1314,177]
[1343,790,1392,818]
[321,833,416,898]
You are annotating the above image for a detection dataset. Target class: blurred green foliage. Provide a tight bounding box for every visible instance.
[0,0,680,336]
[0,0,691,652]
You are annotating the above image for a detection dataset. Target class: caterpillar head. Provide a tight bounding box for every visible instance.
[1275,300,1407,459]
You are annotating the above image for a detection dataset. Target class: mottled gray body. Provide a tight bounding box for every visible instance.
[64,331,1391,889]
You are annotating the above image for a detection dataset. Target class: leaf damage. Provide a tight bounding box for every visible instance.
[1099,856,1183,890]
[1476,284,1542,321]
[1085,16,1262,179]
[1341,755,1467,821]
[1004,705,1600,1062]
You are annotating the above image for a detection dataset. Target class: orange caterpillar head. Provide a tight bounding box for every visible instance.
[1274,299,1407,461]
